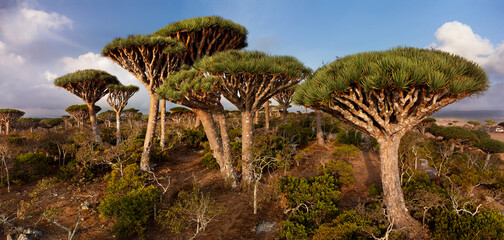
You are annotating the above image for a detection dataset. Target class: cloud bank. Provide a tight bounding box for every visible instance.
[429,21,504,111]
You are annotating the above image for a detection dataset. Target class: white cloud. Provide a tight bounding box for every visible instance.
[54,52,153,113]
[0,5,72,45]
[43,70,57,82]
[429,21,504,78]
[0,41,25,64]
[429,21,504,112]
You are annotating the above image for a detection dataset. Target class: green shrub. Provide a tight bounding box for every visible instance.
[200,153,219,170]
[427,208,504,240]
[336,129,364,148]
[313,210,372,240]
[279,174,341,239]
[278,123,314,147]
[367,184,383,197]
[7,134,24,144]
[318,159,355,187]
[332,144,360,158]
[56,159,95,182]
[182,129,207,149]
[98,164,160,237]
[13,153,51,183]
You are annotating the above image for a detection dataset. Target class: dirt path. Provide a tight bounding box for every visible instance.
[339,150,381,210]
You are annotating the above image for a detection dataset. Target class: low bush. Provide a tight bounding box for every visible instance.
[279,174,341,239]
[200,153,219,170]
[13,153,51,183]
[98,164,160,237]
[318,159,355,187]
[336,129,364,148]
[426,207,504,240]
[332,144,360,158]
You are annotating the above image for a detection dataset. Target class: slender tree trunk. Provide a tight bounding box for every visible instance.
[115,111,122,145]
[128,117,133,129]
[140,95,160,171]
[160,100,166,150]
[304,106,308,114]
[282,104,288,124]
[241,111,255,183]
[265,101,270,130]
[483,153,491,170]
[254,110,259,125]
[5,122,9,135]
[215,112,237,187]
[377,134,422,234]
[195,110,226,175]
[0,124,3,134]
[87,103,102,143]
[2,154,10,193]
[194,115,201,129]
[316,110,324,146]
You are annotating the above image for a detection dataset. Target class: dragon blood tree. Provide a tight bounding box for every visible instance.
[102,34,184,171]
[107,84,139,144]
[65,104,101,130]
[273,84,297,123]
[55,69,119,143]
[122,108,139,129]
[153,16,248,150]
[0,109,25,135]
[98,110,116,128]
[159,69,237,185]
[195,50,311,183]
[152,16,248,67]
[294,47,488,234]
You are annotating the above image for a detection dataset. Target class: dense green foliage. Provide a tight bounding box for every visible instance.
[106,84,140,92]
[13,153,51,183]
[98,164,160,237]
[194,50,311,78]
[294,47,488,106]
[158,69,221,101]
[101,34,185,55]
[475,138,504,154]
[0,108,25,114]
[279,174,341,239]
[54,69,119,86]
[65,104,101,113]
[336,129,364,148]
[427,208,504,240]
[153,16,248,38]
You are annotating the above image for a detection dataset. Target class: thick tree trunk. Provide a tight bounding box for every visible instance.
[282,104,288,124]
[315,110,324,146]
[215,112,237,187]
[5,122,9,135]
[241,111,255,183]
[160,100,166,149]
[115,111,122,145]
[140,95,160,171]
[87,103,102,143]
[377,135,422,235]
[265,101,270,130]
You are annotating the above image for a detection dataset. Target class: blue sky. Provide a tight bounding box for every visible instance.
[1,0,503,117]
